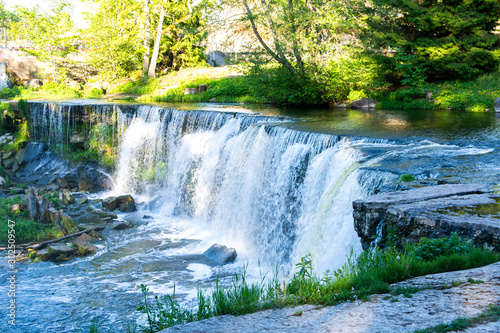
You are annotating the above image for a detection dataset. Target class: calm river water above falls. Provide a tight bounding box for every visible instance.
[1,101,499,332]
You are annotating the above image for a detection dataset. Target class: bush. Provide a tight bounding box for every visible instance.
[406,233,475,262]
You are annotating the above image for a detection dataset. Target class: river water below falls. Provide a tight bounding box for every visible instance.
[1,102,500,332]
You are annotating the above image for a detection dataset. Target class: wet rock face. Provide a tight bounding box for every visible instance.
[353,184,500,250]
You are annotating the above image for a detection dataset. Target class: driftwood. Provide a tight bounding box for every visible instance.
[17,229,95,253]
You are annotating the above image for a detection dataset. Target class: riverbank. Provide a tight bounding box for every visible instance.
[3,66,500,111]
[158,261,500,333]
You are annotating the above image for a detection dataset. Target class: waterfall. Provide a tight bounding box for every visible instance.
[110,106,394,272]
[29,102,396,272]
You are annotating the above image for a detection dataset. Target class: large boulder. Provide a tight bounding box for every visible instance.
[351,98,377,109]
[203,243,237,264]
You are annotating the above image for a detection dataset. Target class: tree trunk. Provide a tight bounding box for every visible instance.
[142,0,151,78]
[148,5,165,79]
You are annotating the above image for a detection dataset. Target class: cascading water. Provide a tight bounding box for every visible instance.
[108,105,393,271]
[28,102,392,272]
[17,101,500,331]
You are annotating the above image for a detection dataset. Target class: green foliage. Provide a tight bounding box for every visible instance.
[363,0,500,83]
[84,88,104,99]
[406,233,474,262]
[154,1,209,72]
[400,174,416,182]
[84,0,143,79]
[0,196,62,243]
[14,1,76,82]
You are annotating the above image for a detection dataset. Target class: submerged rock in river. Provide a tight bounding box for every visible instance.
[203,243,237,264]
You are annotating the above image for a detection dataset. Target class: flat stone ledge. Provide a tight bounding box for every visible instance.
[353,184,499,250]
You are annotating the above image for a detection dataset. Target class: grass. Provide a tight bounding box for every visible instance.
[414,304,500,333]
[377,69,500,111]
[0,196,62,244]
[136,234,500,333]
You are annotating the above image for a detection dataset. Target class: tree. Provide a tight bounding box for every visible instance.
[224,0,377,104]
[360,0,500,83]
[83,0,142,79]
[142,0,152,77]
[147,0,209,78]
[14,1,76,82]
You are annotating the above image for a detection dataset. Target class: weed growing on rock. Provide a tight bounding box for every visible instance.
[413,304,500,333]
[136,236,500,333]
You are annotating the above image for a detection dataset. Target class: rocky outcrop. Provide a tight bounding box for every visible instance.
[203,243,237,264]
[353,184,500,250]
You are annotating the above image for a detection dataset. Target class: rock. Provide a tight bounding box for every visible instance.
[26,78,41,88]
[54,211,77,235]
[72,212,107,225]
[27,187,40,221]
[11,161,19,173]
[112,221,133,230]
[210,97,216,102]
[75,242,98,255]
[40,207,58,224]
[15,147,27,165]
[11,203,27,212]
[44,184,60,192]
[67,80,81,90]
[184,87,199,95]
[23,142,48,163]
[56,177,70,189]
[351,98,377,109]
[198,84,208,92]
[102,196,120,211]
[77,196,88,205]
[102,194,136,212]
[119,201,136,212]
[425,91,433,101]
[2,151,14,160]
[59,189,76,205]
[203,243,237,264]
[78,180,93,192]
[9,188,25,195]
[335,102,349,108]
[0,176,5,185]
[494,97,500,113]
[353,184,496,250]
[73,233,95,244]
[3,158,15,169]
[31,249,51,261]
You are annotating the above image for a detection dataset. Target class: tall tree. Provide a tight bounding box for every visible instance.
[83,0,142,79]
[142,0,151,78]
[147,0,208,78]
[14,1,76,82]
[227,0,375,103]
[360,0,500,83]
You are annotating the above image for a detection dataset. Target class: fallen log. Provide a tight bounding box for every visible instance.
[16,229,95,254]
